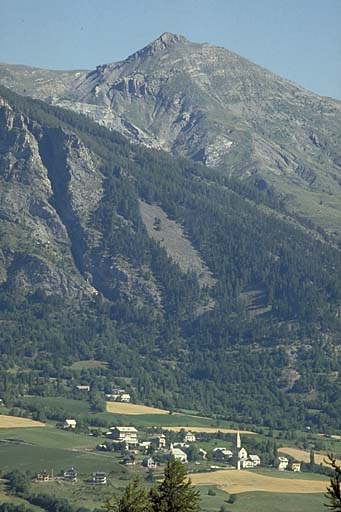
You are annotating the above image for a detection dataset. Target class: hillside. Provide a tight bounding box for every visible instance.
[0,85,340,430]
[1,33,341,239]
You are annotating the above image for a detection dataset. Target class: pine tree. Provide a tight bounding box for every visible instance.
[104,479,153,512]
[325,455,341,511]
[151,459,200,512]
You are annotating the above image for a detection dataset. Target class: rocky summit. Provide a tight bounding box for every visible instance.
[1,32,341,239]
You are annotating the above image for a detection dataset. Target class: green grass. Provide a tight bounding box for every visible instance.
[0,442,125,475]
[208,490,325,512]
[30,474,141,509]
[20,396,91,416]
[198,485,230,511]
[198,486,326,512]
[0,424,126,476]
[254,468,328,481]
[0,426,98,449]
[69,359,108,370]
[33,480,116,509]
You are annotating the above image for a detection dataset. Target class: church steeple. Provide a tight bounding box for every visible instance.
[236,430,241,449]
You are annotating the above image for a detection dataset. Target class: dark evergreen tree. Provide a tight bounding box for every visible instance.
[150,459,200,512]
[325,455,341,511]
[104,479,153,512]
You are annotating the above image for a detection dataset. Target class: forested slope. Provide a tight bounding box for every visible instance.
[0,85,340,430]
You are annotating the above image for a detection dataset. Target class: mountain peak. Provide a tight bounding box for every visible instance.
[157,32,187,45]
[128,32,187,61]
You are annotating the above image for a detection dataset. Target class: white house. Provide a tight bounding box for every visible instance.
[184,431,196,443]
[169,444,188,463]
[239,458,254,470]
[249,454,261,466]
[109,426,138,445]
[63,419,77,429]
[120,393,131,403]
[275,456,289,471]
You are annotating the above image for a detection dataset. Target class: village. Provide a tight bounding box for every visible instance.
[0,389,335,512]
[32,415,302,488]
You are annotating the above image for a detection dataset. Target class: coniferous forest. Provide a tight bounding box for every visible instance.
[0,85,340,430]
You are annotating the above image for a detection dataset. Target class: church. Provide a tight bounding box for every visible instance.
[232,431,260,470]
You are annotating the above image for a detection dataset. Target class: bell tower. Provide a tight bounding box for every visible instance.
[236,430,241,449]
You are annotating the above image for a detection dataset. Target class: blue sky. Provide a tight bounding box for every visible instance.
[1,0,340,99]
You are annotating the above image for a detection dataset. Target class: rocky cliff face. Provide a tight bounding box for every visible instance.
[0,96,162,306]
[1,33,341,237]
[0,98,99,298]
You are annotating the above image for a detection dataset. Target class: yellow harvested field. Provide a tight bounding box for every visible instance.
[278,447,341,467]
[106,402,169,415]
[190,469,326,494]
[163,426,256,434]
[0,415,46,428]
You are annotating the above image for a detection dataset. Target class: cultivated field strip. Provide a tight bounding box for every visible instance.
[190,469,327,494]
[0,415,46,428]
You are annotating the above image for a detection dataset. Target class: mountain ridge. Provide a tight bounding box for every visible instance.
[1,33,340,240]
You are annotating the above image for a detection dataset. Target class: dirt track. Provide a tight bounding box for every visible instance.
[190,469,326,494]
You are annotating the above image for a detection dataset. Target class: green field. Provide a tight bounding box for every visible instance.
[206,490,324,512]
[0,442,125,475]
[0,426,125,476]
[69,360,109,370]
[0,427,98,449]
[30,472,147,510]
[254,469,327,481]
[20,396,91,416]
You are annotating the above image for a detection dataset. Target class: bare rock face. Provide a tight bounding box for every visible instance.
[0,95,169,309]
[1,33,341,237]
